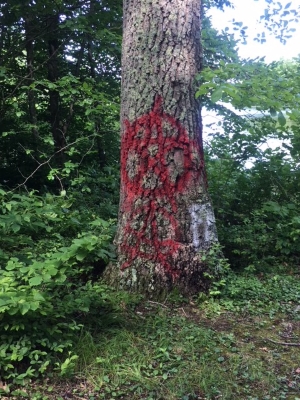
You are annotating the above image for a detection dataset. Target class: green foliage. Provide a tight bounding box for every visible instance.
[0,0,121,191]
[198,243,230,296]
[198,55,300,271]
[223,273,300,305]
[199,272,300,319]
[207,147,300,271]
[0,187,116,384]
[197,59,300,116]
[200,243,230,275]
[202,9,239,69]
[0,0,122,383]
[258,0,300,44]
[70,165,120,220]
[0,277,111,384]
[23,285,299,400]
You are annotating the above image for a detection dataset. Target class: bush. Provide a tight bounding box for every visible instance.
[0,188,116,383]
[206,145,300,272]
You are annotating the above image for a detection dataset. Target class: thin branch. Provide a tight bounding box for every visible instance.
[147,301,169,308]
[267,338,300,347]
[77,135,96,169]
[9,134,97,193]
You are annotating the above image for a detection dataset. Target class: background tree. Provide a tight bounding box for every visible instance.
[0,0,122,191]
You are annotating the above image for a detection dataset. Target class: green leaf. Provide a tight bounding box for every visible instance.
[12,224,21,233]
[33,292,45,301]
[0,298,9,307]
[29,276,43,286]
[47,268,58,276]
[20,303,31,315]
[75,251,87,261]
[29,301,40,311]
[278,111,286,126]
[6,260,18,270]
[210,87,223,103]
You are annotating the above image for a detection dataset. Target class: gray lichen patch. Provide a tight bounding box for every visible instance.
[167,162,180,183]
[142,171,160,190]
[190,147,201,167]
[156,211,174,240]
[174,149,185,173]
[126,150,140,180]
[130,212,145,231]
[136,125,145,138]
[162,119,177,138]
[148,144,159,156]
[151,124,158,138]
[166,148,185,183]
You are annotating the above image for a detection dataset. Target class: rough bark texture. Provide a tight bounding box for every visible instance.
[47,14,65,167]
[105,0,218,296]
[25,15,39,143]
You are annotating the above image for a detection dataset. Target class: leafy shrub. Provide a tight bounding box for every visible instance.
[70,165,120,220]
[199,243,231,296]
[206,143,300,272]
[222,273,300,304]
[0,267,111,384]
[0,188,116,384]
[217,199,300,272]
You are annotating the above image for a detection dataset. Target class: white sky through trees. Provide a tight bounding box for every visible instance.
[204,1,300,163]
[209,0,300,62]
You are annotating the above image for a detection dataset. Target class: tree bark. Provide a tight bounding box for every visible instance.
[46,14,65,167]
[25,15,39,142]
[105,0,218,296]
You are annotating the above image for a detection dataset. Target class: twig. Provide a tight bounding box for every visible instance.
[147,301,169,308]
[181,307,187,317]
[8,134,96,193]
[267,338,300,346]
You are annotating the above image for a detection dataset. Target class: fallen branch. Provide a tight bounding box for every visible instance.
[147,300,169,308]
[267,338,300,346]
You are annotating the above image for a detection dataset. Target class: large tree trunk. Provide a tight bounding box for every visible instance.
[106,0,218,296]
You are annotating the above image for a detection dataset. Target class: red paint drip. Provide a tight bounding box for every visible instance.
[120,96,206,277]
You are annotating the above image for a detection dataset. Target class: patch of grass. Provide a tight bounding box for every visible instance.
[3,274,300,399]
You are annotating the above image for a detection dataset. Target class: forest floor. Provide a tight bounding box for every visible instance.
[3,274,300,400]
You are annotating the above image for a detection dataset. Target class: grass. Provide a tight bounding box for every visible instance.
[2,273,300,400]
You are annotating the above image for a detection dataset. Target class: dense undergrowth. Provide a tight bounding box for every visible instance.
[1,273,300,399]
[0,183,118,385]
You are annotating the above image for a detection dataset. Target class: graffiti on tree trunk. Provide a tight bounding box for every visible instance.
[120,96,206,277]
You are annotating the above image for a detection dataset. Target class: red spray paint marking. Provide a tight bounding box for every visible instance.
[120,96,206,277]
